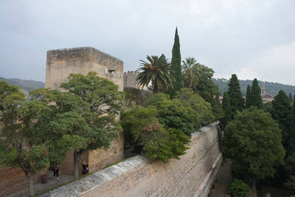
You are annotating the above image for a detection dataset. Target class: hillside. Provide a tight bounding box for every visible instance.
[1,76,294,97]
[0,77,45,93]
[213,78,295,96]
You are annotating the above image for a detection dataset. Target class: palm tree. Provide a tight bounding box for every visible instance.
[136,54,174,93]
[182,57,199,90]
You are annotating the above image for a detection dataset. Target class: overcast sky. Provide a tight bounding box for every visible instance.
[0,0,295,85]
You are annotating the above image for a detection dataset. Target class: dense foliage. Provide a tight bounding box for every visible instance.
[289,96,295,155]
[221,91,232,129]
[245,85,251,108]
[146,93,199,136]
[0,82,51,196]
[223,107,285,182]
[121,107,189,162]
[285,152,295,196]
[229,179,250,197]
[175,89,215,126]
[193,63,223,120]
[271,90,292,154]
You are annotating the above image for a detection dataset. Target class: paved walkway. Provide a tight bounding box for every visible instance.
[210,158,233,197]
[9,174,74,197]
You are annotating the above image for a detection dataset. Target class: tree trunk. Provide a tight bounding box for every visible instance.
[251,178,257,197]
[74,151,81,179]
[27,172,35,197]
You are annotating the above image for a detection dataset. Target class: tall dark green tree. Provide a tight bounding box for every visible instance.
[228,74,244,114]
[271,90,292,153]
[289,95,295,155]
[245,85,251,108]
[222,91,232,129]
[194,63,224,120]
[223,107,285,189]
[170,27,182,96]
[250,78,263,109]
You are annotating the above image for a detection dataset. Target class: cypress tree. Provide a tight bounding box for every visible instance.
[246,85,251,108]
[222,91,232,128]
[170,27,182,96]
[271,90,292,152]
[289,95,295,155]
[228,74,244,114]
[250,78,263,109]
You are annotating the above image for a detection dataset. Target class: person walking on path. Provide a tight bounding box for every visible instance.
[53,166,59,181]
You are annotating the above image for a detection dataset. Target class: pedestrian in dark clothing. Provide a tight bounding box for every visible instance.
[53,166,59,181]
[82,161,89,175]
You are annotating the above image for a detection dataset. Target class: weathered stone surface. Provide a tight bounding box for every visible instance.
[45,47,124,91]
[43,123,222,197]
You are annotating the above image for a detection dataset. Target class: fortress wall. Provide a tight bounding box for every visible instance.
[44,123,222,197]
[0,167,44,196]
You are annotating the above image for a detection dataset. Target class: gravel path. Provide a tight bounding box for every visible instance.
[210,158,233,197]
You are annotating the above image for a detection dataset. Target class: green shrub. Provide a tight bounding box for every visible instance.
[121,107,189,162]
[229,179,250,197]
[145,93,199,136]
[175,88,215,126]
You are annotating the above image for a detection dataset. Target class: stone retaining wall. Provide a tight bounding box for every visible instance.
[43,123,222,197]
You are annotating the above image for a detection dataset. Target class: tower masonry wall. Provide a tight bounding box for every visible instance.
[46,47,123,91]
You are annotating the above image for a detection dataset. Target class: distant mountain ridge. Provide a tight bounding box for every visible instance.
[213,78,295,96]
[1,76,294,97]
[0,77,45,92]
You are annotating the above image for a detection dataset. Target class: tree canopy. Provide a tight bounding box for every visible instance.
[0,82,51,196]
[121,107,189,163]
[271,90,292,153]
[59,72,124,178]
[146,93,199,136]
[223,107,285,182]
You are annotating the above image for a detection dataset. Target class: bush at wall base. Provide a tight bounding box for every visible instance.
[229,179,250,197]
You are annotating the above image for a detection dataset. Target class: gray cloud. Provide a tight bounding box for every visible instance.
[0,0,294,85]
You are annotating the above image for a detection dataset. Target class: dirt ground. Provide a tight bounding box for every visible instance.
[209,158,286,197]
[8,174,74,197]
[210,158,233,197]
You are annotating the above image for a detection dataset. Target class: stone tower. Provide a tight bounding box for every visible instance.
[261,84,266,95]
[45,47,124,175]
[123,71,147,90]
[46,47,123,91]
